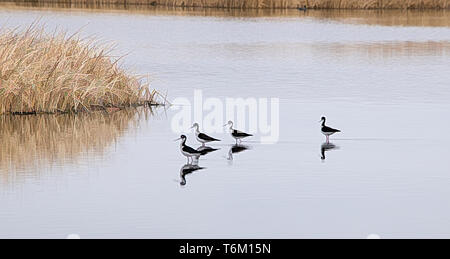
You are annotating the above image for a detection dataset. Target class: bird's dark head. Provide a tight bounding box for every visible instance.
[175,135,187,141]
[223,121,233,127]
[321,117,326,121]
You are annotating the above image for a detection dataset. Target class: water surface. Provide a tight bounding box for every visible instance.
[1,6,450,238]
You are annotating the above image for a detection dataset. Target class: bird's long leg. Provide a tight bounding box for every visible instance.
[187,157,190,164]
[202,142,205,147]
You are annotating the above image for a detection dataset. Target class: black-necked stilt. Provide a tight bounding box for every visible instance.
[320,117,341,143]
[191,123,220,146]
[224,121,253,144]
[180,163,205,186]
[298,5,307,11]
[175,135,202,163]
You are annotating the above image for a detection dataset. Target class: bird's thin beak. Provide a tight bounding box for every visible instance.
[174,138,181,141]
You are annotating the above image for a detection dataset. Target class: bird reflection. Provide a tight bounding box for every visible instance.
[192,146,220,162]
[227,144,250,161]
[321,142,339,161]
[179,163,205,186]
[196,146,220,156]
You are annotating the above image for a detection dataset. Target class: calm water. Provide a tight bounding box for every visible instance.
[1,6,450,238]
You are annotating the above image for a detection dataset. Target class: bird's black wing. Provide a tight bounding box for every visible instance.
[232,130,253,138]
[182,146,202,154]
[198,133,220,142]
[322,126,341,133]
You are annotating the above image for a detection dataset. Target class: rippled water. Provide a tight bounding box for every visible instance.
[1,6,450,238]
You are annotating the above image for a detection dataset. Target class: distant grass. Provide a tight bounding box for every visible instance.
[0,25,159,115]
[305,0,450,9]
[1,0,449,9]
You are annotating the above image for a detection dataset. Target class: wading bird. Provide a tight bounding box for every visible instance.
[191,123,220,146]
[175,135,202,163]
[320,117,341,143]
[224,121,253,144]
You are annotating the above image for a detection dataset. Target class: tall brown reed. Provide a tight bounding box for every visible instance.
[2,0,449,9]
[0,25,157,115]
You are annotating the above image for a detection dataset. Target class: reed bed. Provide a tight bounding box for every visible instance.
[2,0,450,9]
[0,26,158,115]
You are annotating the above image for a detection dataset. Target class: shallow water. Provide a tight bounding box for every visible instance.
[1,6,450,238]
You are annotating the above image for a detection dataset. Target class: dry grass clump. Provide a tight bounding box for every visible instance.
[0,26,158,115]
